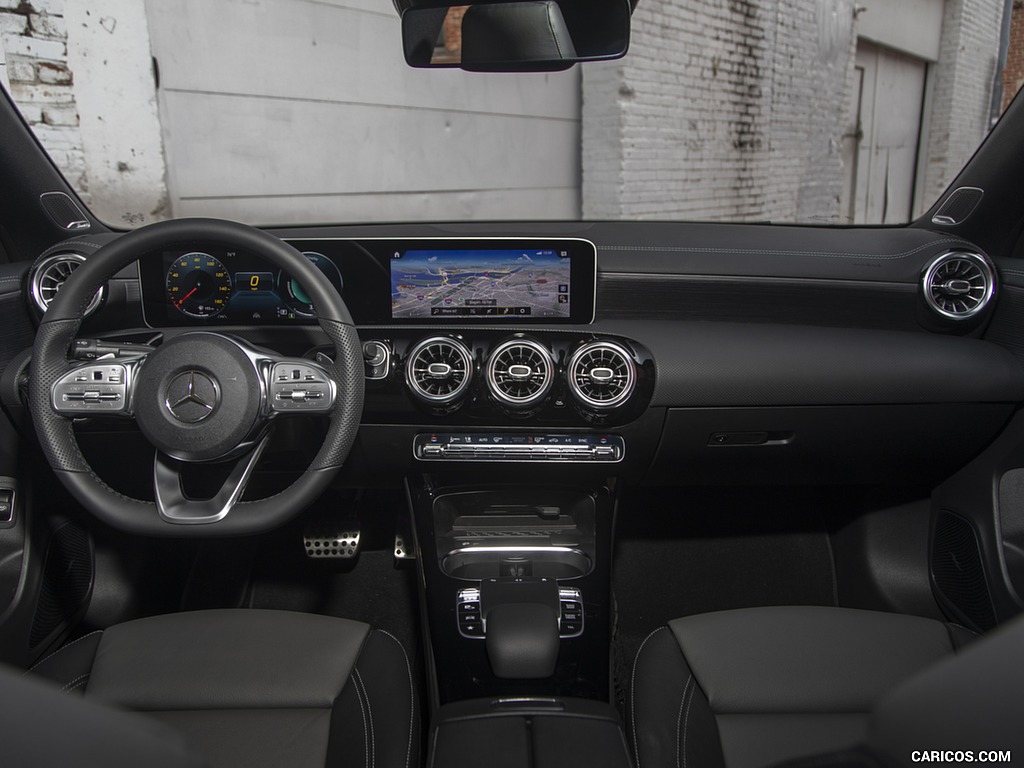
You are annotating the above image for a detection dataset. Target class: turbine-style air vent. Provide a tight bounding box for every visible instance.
[567,340,636,410]
[486,338,554,407]
[30,253,105,316]
[405,336,473,404]
[922,251,995,320]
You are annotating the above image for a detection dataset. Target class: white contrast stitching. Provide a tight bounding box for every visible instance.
[375,629,414,768]
[25,630,103,674]
[631,627,668,768]
[599,238,970,261]
[353,668,370,768]
[354,668,375,768]
[675,675,694,768]
[61,673,90,693]
[681,676,697,768]
[42,240,103,253]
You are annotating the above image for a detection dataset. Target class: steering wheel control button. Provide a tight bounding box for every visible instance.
[164,371,220,423]
[52,364,129,414]
[413,433,624,463]
[270,362,335,412]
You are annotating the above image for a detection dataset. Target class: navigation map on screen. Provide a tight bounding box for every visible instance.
[390,249,571,319]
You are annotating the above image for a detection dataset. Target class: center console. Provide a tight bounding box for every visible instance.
[409,478,633,767]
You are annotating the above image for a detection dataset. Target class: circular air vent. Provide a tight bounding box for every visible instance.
[30,253,105,316]
[567,340,636,410]
[486,338,555,407]
[405,336,474,404]
[922,252,995,320]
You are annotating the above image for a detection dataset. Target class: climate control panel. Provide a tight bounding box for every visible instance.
[414,433,624,463]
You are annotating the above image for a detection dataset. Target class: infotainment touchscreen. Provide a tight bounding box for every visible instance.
[391,248,571,319]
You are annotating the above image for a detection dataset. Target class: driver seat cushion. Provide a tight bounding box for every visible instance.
[26,608,417,768]
[629,606,976,768]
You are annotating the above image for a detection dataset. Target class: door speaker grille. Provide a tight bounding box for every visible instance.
[30,521,93,648]
[931,510,996,631]
[931,187,983,226]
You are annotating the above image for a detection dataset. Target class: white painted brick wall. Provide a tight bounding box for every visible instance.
[583,0,858,222]
[921,0,1005,208]
[584,0,1001,224]
[0,0,90,200]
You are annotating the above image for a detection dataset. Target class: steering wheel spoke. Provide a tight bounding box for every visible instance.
[50,355,146,417]
[154,432,271,524]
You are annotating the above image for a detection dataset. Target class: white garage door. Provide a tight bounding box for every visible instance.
[144,0,582,225]
[848,40,928,225]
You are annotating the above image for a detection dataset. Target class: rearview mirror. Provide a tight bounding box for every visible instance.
[402,0,631,72]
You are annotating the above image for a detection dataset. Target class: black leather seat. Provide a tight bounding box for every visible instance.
[14,609,417,768]
[629,606,976,768]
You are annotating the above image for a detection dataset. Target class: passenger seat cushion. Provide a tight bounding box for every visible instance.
[631,607,965,768]
[669,606,955,714]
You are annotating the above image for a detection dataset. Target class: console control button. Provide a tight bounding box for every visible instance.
[457,588,485,638]
[362,340,391,380]
[558,587,584,638]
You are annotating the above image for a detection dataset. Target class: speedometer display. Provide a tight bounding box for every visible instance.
[166,252,232,318]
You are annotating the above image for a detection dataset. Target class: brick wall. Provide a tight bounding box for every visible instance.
[0,0,89,202]
[1002,0,1024,113]
[916,0,1003,210]
[583,0,857,223]
[584,0,1005,224]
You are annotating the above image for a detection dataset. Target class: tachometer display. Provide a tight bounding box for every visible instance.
[166,252,232,318]
[280,251,344,317]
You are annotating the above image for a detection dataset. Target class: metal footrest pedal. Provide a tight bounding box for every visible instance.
[304,521,361,559]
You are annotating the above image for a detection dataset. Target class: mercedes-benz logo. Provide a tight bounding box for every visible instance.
[164,371,220,424]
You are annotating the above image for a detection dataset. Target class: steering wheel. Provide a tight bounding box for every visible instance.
[28,218,364,536]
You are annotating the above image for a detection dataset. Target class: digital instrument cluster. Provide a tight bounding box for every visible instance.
[163,250,343,321]
[139,238,596,326]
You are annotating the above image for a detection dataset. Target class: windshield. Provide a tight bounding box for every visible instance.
[1,0,1021,228]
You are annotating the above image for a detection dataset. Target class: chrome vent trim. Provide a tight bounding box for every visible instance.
[29,253,106,316]
[405,336,473,404]
[486,338,554,407]
[922,251,995,320]
[567,340,636,410]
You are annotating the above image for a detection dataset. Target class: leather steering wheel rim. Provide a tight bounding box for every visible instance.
[28,218,364,536]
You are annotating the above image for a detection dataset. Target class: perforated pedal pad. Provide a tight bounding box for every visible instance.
[304,522,361,559]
